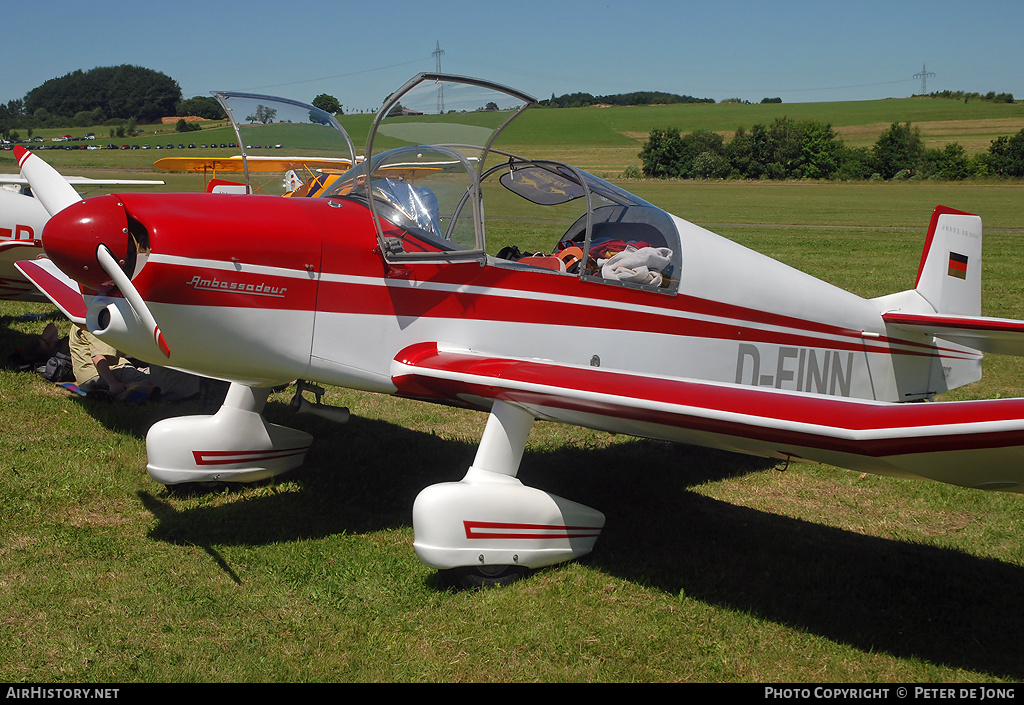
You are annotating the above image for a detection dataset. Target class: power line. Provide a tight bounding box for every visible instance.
[760,77,916,94]
[246,57,430,91]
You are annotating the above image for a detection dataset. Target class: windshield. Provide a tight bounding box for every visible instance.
[318,74,680,291]
[321,74,533,259]
[212,91,357,194]
[370,74,533,171]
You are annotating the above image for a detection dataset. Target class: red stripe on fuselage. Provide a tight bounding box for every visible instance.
[134,262,318,311]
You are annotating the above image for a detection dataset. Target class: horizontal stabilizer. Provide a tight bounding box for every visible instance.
[882,311,1024,356]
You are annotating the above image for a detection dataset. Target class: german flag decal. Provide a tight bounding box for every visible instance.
[948,252,968,279]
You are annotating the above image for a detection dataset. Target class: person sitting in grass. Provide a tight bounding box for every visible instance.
[7,321,64,372]
[69,324,202,402]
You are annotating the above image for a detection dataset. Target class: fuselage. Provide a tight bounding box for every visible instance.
[62,191,970,406]
[0,189,47,300]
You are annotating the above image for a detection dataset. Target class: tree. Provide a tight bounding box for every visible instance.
[638,128,728,178]
[987,129,1024,177]
[726,118,841,180]
[638,128,686,178]
[25,65,181,122]
[727,124,771,179]
[872,122,924,179]
[921,143,970,180]
[73,108,106,127]
[176,96,226,120]
[312,93,342,115]
[835,145,875,180]
[797,120,843,179]
[246,105,277,124]
[676,130,727,178]
[692,150,731,179]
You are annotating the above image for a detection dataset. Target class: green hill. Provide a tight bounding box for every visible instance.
[337,97,1024,176]
[5,97,1024,180]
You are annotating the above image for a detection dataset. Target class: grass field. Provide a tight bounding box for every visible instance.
[2,175,1024,682]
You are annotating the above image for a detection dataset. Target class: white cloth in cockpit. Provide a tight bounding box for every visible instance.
[598,245,673,286]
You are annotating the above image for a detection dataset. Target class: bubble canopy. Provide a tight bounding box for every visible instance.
[321,73,680,290]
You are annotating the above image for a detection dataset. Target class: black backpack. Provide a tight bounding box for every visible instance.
[43,350,74,383]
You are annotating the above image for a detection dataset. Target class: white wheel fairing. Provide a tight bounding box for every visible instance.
[146,384,313,485]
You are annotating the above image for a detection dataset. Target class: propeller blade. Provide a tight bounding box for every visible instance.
[95,244,171,358]
[14,146,83,217]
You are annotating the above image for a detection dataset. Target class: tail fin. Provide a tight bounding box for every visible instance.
[914,205,982,315]
[283,170,304,194]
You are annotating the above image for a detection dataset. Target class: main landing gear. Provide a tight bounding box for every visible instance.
[413,399,605,587]
[145,387,603,588]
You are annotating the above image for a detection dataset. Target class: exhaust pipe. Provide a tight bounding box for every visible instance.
[289,381,350,424]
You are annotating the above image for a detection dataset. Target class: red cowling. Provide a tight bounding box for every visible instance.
[42,194,133,291]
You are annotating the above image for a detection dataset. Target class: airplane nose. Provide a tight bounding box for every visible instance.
[42,194,134,291]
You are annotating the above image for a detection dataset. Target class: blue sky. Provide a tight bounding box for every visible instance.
[6,0,1023,111]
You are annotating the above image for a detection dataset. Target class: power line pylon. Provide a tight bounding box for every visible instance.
[913,63,935,95]
[432,41,445,113]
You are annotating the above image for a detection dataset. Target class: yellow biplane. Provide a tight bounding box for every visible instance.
[153,91,362,196]
[153,155,358,196]
[153,91,451,197]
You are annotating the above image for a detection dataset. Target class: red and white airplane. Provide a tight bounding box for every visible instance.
[15,73,1024,586]
[0,173,163,300]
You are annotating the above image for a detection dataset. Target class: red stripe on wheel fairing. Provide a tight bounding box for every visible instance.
[463,521,603,540]
[192,447,309,466]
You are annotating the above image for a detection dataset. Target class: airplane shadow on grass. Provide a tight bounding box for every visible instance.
[126,401,1024,680]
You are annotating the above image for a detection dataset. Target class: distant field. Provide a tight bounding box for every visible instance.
[501,97,1024,173]
[5,96,1024,179]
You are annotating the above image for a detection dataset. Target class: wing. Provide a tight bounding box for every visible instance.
[0,175,164,186]
[0,241,46,301]
[883,311,1024,356]
[392,343,1024,493]
[153,156,354,174]
[14,258,87,324]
